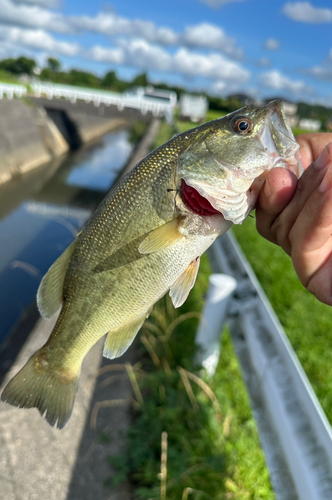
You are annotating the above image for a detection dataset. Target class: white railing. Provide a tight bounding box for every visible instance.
[31,82,174,121]
[204,232,332,500]
[0,83,27,99]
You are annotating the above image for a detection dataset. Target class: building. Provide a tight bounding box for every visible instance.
[123,86,177,108]
[179,94,208,122]
[298,118,321,132]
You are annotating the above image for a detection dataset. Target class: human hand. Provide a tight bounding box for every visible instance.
[256,133,332,306]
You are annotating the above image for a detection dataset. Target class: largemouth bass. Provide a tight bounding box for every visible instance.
[1,100,302,428]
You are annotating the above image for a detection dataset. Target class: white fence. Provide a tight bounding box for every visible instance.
[0,83,27,99]
[31,82,174,121]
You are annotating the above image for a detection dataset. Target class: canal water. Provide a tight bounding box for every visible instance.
[0,128,133,348]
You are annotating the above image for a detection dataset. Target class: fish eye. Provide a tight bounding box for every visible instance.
[231,117,252,134]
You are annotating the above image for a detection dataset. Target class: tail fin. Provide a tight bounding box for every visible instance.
[1,349,79,429]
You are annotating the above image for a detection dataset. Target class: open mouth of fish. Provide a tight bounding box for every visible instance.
[180,179,222,217]
[180,105,303,224]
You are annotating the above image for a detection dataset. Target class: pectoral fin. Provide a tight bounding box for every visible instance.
[169,257,200,308]
[103,311,151,359]
[138,218,186,254]
[37,240,77,318]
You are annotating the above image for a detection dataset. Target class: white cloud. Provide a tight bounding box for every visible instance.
[11,0,58,7]
[199,0,245,7]
[172,48,249,81]
[0,0,69,32]
[283,2,332,23]
[70,13,242,58]
[0,26,79,55]
[255,57,271,67]
[263,38,280,50]
[209,80,228,95]
[305,65,332,81]
[87,39,250,83]
[88,39,172,72]
[70,12,178,45]
[182,23,243,58]
[260,70,311,94]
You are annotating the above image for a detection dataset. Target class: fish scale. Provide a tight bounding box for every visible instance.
[1,100,302,428]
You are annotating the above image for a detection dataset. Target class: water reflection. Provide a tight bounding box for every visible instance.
[0,129,132,345]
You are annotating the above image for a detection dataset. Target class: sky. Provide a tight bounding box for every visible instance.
[0,0,332,104]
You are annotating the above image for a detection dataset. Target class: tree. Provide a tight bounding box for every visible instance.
[0,56,36,75]
[102,70,117,88]
[131,72,148,87]
[47,57,61,73]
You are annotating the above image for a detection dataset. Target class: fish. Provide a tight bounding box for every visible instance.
[1,99,302,428]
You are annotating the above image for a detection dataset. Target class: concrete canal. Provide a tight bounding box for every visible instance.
[0,128,133,364]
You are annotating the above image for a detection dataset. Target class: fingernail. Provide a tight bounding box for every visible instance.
[264,177,274,197]
[314,144,332,170]
[319,165,332,193]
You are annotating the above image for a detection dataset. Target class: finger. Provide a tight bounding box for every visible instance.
[271,146,332,254]
[290,166,332,282]
[306,253,332,306]
[296,133,332,169]
[256,168,297,245]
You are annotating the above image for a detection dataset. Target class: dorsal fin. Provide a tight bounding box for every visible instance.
[37,240,77,318]
[169,257,200,308]
[138,218,186,255]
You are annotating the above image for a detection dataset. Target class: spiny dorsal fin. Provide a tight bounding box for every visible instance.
[103,311,151,360]
[138,218,186,255]
[169,257,200,308]
[37,240,77,318]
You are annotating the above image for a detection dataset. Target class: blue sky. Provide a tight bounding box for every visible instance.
[0,0,332,104]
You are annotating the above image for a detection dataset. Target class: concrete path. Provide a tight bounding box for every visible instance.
[0,314,135,500]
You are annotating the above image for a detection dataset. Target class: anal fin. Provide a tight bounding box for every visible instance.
[169,257,200,308]
[37,240,77,318]
[103,311,150,360]
[138,218,186,254]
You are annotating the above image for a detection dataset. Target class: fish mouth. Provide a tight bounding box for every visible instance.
[258,101,303,177]
[180,179,221,216]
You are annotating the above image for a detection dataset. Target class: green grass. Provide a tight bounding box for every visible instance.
[0,70,23,84]
[232,219,332,422]
[109,254,274,499]
[292,127,316,136]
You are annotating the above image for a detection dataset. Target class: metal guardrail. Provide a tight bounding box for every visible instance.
[202,231,332,500]
[0,83,27,99]
[31,82,174,121]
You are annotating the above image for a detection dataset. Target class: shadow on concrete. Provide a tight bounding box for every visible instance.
[65,344,138,500]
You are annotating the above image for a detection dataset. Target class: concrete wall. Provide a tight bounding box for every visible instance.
[0,98,133,186]
[0,100,55,185]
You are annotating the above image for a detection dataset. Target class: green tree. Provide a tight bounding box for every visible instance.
[67,69,100,88]
[102,70,117,88]
[47,57,61,73]
[0,56,36,75]
[131,72,148,87]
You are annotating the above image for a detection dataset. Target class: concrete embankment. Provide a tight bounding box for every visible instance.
[0,98,130,186]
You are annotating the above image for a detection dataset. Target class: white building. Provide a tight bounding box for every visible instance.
[123,86,177,108]
[298,118,321,132]
[179,94,208,122]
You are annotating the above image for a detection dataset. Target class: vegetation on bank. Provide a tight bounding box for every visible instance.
[232,218,332,424]
[108,255,274,499]
[0,56,331,127]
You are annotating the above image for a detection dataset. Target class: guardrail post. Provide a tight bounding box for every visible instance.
[195,273,237,376]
